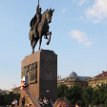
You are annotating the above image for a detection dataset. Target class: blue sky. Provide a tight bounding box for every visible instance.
[0,0,107,90]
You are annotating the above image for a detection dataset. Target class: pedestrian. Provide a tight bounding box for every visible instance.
[11,98,17,107]
[38,97,44,107]
[54,97,72,107]
[11,100,15,107]
[75,101,81,107]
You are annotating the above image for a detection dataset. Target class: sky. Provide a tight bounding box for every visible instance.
[0,0,107,90]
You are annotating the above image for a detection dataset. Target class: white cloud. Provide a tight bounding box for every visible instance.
[69,29,93,46]
[86,0,107,22]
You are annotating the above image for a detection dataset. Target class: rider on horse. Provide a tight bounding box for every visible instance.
[30,3,42,38]
[29,1,54,53]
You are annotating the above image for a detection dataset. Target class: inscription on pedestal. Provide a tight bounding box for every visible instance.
[22,62,38,84]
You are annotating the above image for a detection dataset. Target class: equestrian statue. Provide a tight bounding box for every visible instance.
[29,0,54,53]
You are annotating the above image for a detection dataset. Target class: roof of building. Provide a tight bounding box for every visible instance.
[69,72,78,79]
[79,76,91,81]
[94,71,107,78]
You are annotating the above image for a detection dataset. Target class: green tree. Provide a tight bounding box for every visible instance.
[82,87,93,107]
[57,84,68,98]
[0,92,20,105]
[67,85,82,105]
[96,83,107,105]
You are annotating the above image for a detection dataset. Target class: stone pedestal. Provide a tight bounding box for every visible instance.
[20,50,57,106]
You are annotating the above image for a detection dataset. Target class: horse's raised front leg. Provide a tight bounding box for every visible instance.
[46,31,52,45]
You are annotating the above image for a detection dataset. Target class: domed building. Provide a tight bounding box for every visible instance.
[58,72,90,87]
[69,72,78,79]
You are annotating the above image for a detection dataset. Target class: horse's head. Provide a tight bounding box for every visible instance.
[45,9,54,23]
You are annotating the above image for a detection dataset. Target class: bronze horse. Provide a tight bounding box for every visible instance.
[29,9,54,53]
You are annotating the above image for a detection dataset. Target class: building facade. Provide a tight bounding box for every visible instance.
[88,71,107,88]
[58,72,90,87]
[58,71,107,88]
